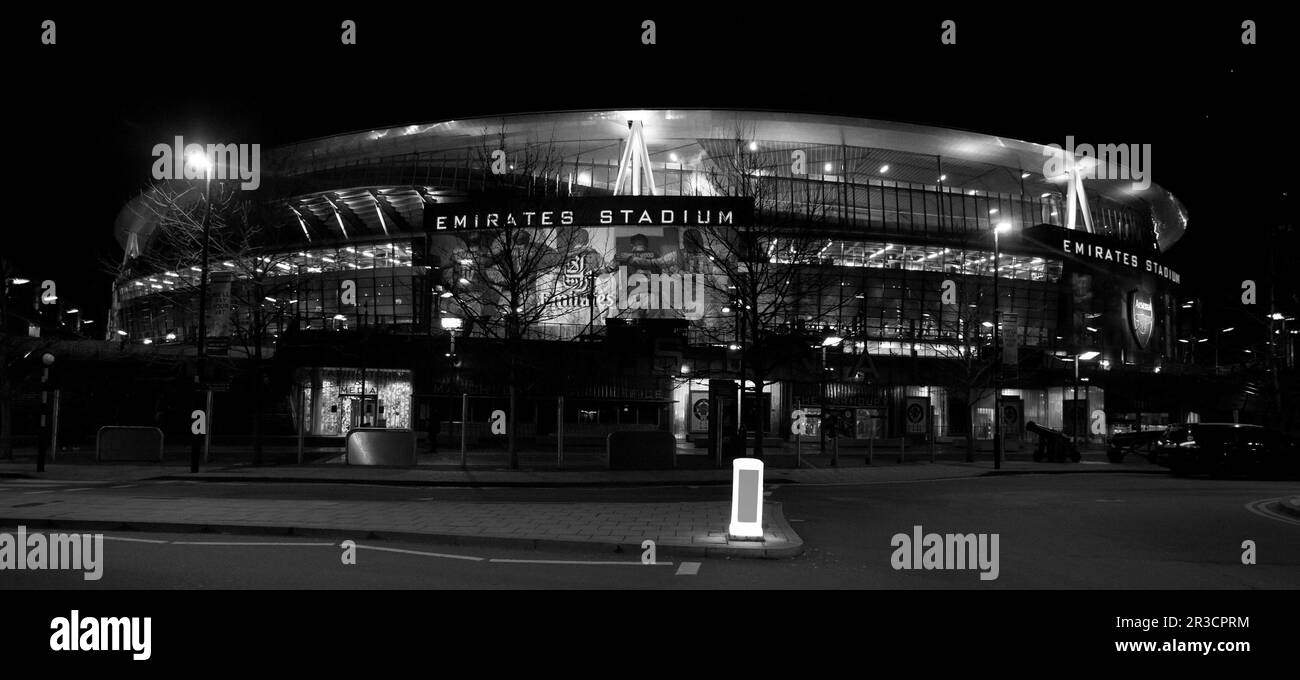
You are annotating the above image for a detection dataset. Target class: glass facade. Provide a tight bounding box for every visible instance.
[300,367,413,436]
[116,240,422,343]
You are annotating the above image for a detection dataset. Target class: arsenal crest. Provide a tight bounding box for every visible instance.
[1128,291,1154,349]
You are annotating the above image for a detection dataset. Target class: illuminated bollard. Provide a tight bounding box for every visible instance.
[728,457,765,541]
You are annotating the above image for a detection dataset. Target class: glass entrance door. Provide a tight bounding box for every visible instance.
[349,395,378,429]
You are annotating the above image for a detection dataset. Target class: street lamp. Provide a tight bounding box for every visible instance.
[992,221,1012,469]
[821,334,844,463]
[2,277,32,333]
[1073,351,1100,447]
[188,149,213,474]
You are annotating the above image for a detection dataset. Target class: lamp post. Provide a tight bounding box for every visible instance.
[992,221,1011,470]
[190,152,213,474]
[2,278,31,333]
[822,334,843,465]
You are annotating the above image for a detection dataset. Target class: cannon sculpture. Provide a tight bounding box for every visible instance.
[1025,421,1082,463]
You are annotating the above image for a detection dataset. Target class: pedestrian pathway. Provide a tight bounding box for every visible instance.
[0,454,1161,488]
[0,483,801,558]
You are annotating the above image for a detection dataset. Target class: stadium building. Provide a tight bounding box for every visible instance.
[110,109,1193,457]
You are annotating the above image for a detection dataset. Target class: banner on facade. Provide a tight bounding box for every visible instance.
[1001,312,1018,365]
[205,271,233,356]
[904,397,930,434]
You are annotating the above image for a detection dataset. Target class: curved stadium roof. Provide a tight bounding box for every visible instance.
[119,109,1189,254]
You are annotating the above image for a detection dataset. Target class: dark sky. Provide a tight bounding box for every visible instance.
[8,8,1295,325]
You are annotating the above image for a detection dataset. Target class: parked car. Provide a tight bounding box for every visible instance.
[1152,423,1300,478]
[1105,428,1164,463]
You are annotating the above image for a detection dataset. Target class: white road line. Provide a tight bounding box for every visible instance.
[103,536,171,544]
[22,490,57,495]
[488,558,674,566]
[170,541,339,547]
[63,488,91,493]
[109,484,137,489]
[675,561,701,576]
[356,544,484,561]
[1244,498,1300,527]
[792,475,994,487]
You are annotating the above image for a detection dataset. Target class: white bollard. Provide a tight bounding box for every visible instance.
[728,457,765,541]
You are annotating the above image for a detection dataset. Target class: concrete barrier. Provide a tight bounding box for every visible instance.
[607,430,676,470]
[96,426,164,462]
[345,428,417,466]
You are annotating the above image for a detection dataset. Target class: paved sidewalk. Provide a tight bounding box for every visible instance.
[0,457,1163,487]
[0,488,801,559]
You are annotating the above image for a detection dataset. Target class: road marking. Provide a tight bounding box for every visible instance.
[793,475,988,487]
[63,488,91,493]
[22,490,57,495]
[489,558,674,566]
[675,561,701,576]
[356,544,484,561]
[109,484,137,489]
[171,541,339,547]
[103,536,170,544]
[1244,498,1300,527]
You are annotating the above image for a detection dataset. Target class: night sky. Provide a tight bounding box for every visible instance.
[8,8,1295,335]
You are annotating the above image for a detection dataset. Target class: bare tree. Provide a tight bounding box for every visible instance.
[685,125,849,458]
[434,128,583,467]
[114,181,296,463]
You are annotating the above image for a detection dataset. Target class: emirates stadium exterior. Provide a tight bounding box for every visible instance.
[109,109,1194,457]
